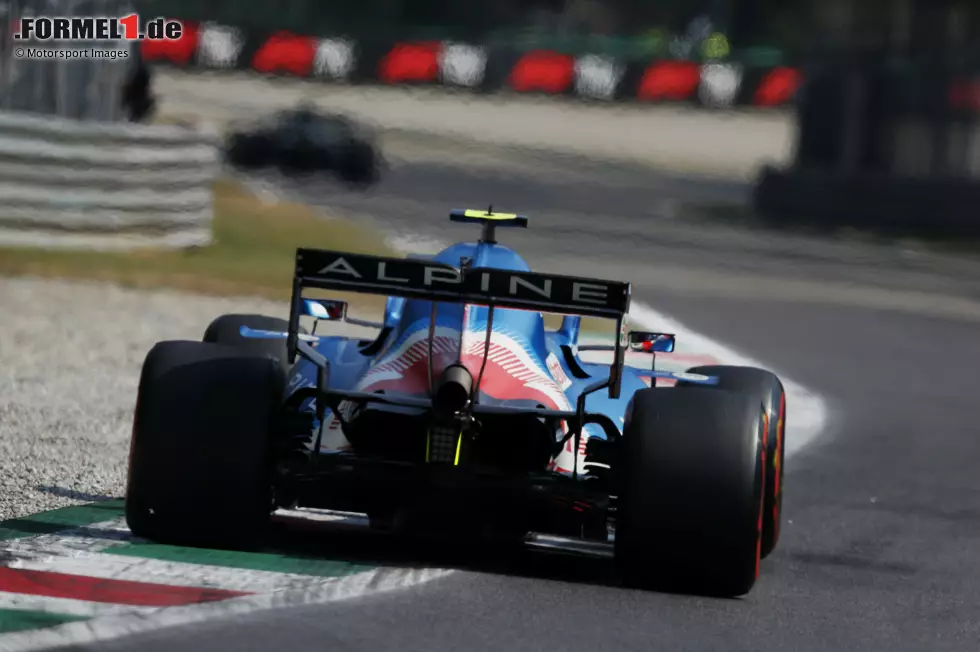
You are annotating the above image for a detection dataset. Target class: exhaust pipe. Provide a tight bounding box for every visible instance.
[433,364,473,417]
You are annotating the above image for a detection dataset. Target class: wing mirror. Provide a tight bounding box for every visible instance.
[628,331,676,353]
[302,298,347,321]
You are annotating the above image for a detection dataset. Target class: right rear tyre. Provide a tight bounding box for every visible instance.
[125,341,285,549]
[614,387,767,597]
[676,365,786,559]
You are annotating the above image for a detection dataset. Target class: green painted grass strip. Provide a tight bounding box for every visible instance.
[0,500,125,542]
[0,608,89,634]
[103,543,376,578]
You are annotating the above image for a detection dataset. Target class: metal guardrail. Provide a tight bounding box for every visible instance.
[0,109,221,249]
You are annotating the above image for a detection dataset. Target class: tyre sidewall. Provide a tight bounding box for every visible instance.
[678,365,786,558]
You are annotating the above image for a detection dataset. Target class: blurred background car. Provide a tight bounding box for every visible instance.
[223,106,383,187]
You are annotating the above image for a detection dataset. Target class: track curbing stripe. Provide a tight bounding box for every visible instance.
[0,568,249,606]
[0,501,124,543]
[0,608,88,636]
[104,542,376,578]
[3,518,385,594]
[0,593,160,619]
[0,566,453,652]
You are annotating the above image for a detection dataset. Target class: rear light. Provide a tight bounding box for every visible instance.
[427,424,460,464]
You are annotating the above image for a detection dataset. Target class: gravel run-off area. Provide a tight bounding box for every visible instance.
[0,277,296,521]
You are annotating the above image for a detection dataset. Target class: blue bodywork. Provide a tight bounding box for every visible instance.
[253,238,713,471]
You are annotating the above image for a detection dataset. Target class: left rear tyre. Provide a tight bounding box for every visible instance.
[125,341,284,549]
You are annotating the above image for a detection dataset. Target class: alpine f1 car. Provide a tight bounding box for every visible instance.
[125,209,787,597]
[223,105,381,186]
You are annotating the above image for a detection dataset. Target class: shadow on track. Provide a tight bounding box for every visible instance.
[265,512,625,592]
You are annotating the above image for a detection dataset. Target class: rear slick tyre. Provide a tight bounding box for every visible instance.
[614,387,767,597]
[125,341,284,549]
[677,365,786,558]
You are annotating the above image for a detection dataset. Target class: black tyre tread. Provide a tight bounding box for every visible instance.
[615,387,765,597]
[677,365,786,559]
[125,340,284,549]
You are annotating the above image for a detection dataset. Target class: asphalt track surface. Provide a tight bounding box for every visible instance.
[69,141,980,651]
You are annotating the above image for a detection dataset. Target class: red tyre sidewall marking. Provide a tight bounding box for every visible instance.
[755,411,768,578]
[773,391,785,541]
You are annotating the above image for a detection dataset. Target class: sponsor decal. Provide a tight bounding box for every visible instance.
[286,372,314,392]
[546,352,572,390]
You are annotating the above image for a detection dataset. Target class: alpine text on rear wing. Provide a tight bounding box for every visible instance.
[293,249,631,319]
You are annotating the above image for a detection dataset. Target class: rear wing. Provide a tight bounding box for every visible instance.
[287,247,632,396]
[292,248,630,317]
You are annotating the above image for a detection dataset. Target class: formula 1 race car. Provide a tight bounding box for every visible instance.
[223,105,381,186]
[125,210,787,597]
